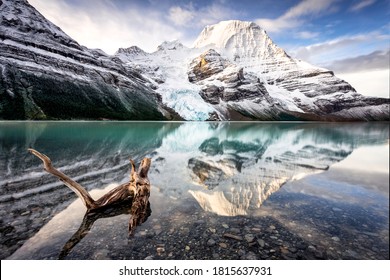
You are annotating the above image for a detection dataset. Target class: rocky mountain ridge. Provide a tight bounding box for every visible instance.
[0,0,388,121]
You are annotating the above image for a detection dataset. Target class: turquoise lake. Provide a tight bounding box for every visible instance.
[0,121,389,260]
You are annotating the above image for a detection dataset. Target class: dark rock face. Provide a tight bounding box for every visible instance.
[0,0,171,120]
[0,63,165,120]
[188,49,230,82]
[188,49,269,106]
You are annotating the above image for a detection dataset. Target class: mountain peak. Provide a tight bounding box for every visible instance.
[193,20,289,63]
[193,20,261,48]
[0,0,81,50]
[157,40,186,52]
[116,45,147,56]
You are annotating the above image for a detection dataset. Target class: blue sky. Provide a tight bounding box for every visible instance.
[28,0,389,97]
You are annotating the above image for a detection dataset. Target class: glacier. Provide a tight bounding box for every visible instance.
[158,86,214,121]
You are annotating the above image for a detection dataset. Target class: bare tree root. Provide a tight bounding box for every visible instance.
[28,148,151,212]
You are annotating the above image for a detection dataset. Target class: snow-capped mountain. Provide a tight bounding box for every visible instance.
[116,20,389,121]
[190,20,390,121]
[0,0,388,120]
[193,20,290,63]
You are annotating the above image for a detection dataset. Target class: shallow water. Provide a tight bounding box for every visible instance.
[0,121,388,259]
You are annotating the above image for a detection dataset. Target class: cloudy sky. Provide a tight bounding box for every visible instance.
[28,0,389,98]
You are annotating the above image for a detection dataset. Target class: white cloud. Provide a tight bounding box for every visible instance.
[167,1,238,28]
[350,0,376,12]
[283,0,336,18]
[28,0,239,54]
[168,6,195,26]
[290,32,390,65]
[337,70,389,98]
[255,0,338,32]
[197,3,238,26]
[29,0,183,54]
[295,31,320,39]
[328,50,389,73]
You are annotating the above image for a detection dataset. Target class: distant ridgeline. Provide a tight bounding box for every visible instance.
[0,0,389,121]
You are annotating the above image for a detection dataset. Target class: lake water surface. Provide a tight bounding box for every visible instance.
[0,121,388,260]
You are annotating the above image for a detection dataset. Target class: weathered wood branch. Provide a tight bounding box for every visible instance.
[28,148,151,212]
[28,148,152,253]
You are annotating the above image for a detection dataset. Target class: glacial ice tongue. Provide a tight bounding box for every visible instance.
[157,86,215,121]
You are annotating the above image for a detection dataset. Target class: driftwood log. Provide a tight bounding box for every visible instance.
[28,148,152,237]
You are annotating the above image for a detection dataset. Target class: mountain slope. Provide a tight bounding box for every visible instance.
[0,0,176,120]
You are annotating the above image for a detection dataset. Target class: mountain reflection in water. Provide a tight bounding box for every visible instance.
[152,122,387,216]
[0,121,388,260]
